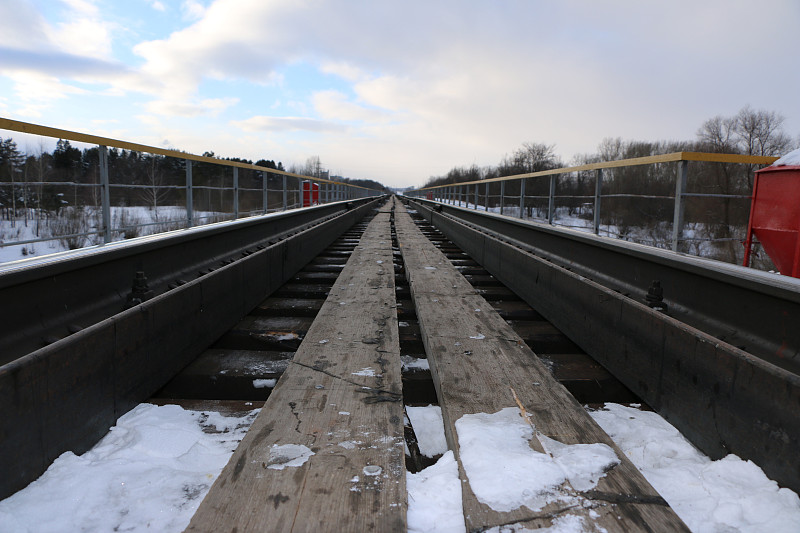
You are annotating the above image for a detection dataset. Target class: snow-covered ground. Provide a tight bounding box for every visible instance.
[2,402,798,532]
[432,200,730,259]
[0,206,228,264]
[0,404,259,532]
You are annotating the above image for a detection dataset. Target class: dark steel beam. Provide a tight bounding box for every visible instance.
[0,199,376,365]
[406,197,800,494]
[0,198,382,500]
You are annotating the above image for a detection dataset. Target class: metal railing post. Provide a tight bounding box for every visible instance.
[186,159,194,228]
[233,167,239,219]
[548,175,556,224]
[282,175,288,211]
[519,178,526,219]
[474,185,479,209]
[500,181,505,215]
[593,169,603,235]
[672,160,689,252]
[262,171,268,214]
[98,145,111,244]
[485,182,489,211]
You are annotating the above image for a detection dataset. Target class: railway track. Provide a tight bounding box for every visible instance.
[3,195,798,530]
[148,201,643,439]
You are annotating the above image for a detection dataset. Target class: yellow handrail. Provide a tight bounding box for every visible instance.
[0,117,372,190]
[415,151,779,190]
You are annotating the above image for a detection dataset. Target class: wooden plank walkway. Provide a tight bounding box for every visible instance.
[186,202,406,532]
[394,202,690,532]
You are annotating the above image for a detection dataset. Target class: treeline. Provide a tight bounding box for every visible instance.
[419,106,798,265]
[0,139,389,220]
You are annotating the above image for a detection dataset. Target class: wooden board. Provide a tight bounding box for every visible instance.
[186,201,406,532]
[394,203,690,532]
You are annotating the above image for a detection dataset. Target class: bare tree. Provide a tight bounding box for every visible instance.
[697,115,739,153]
[138,155,170,220]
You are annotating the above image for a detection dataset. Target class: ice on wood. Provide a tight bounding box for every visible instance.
[455,407,618,513]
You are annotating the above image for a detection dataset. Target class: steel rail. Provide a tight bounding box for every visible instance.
[404,196,800,493]
[0,196,384,500]
[0,198,377,364]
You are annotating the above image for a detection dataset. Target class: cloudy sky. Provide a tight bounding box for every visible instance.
[0,0,798,187]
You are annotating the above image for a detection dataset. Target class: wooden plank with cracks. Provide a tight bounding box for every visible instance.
[186,201,405,532]
[394,202,689,533]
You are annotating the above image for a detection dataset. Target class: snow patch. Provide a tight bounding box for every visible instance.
[773,148,800,166]
[266,444,314,470]
[352,367,378,377]
[590,403,800,533]
[401,355,430,372]
[407,451,465,533]
[406,405,448,458]
[252,378,277,389]
[455,407,618,512]
[0,403,258,533]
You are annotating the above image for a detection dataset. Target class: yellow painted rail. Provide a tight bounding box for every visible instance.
[0,117,363,189]
[416,151,779,190]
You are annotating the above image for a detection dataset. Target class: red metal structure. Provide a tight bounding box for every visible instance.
[743,163,800,277]
[302,181,320,207]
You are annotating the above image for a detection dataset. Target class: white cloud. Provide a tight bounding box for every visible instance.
[312,90,394,124]
[149,1,166,12]
[232,115,346,133]
[181,0,207,20]
[48,17,114,59]
[144,96,239,117]
[319,61,367,83]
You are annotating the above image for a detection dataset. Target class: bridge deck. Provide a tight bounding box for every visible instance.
[185,199,688,531]
[187,203,406,532]
[395,202,688,532]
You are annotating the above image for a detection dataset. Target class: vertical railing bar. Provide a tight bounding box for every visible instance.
[98,145,111,244]
[282,175,288,211]
[262,171,268,214]
[593,169,603,235]
[672,160,689,252]
[233,167,239,219]
[500,181,505,215]
[186,159,193,228]
[548,174,556,225]
[519,178,526,219]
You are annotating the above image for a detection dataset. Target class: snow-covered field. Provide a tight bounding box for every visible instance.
[2,402,798,532]
[0,206,228,265]
[432,200,730,259]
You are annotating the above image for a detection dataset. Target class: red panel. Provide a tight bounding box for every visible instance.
[312,183,319,205]
[302,181,311,207]
[747,166,800,276]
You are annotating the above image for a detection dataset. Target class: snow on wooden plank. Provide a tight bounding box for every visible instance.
[394,202,690,532]
[186,201,406,532]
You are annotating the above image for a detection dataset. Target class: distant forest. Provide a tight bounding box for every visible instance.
[0,139,389,219]
[417,106,798,266]
[0,137,390,256]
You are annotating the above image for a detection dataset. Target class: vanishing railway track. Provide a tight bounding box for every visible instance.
[147,203,644,458]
